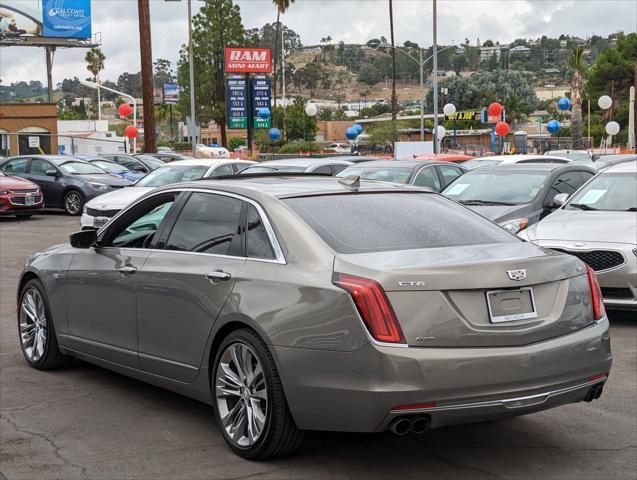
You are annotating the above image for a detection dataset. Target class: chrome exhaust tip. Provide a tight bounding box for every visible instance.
[410,416,431,434]
[388,417,411,436]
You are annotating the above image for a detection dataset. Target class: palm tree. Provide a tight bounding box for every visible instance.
[85,47,105,120]
[389,0,397,124]
[272,0,295,112]
[569,46,586,148]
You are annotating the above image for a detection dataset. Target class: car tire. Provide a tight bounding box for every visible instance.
[212,328,304,459]
[18,279,70,370]
[63,190,84,216]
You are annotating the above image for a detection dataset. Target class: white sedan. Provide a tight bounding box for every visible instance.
[80,158,254,229]
[195,144,231,159]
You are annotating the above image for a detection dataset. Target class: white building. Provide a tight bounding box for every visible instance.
[57,120,127,156]
[479,45,507,61]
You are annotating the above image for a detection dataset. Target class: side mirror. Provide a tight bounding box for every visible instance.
[70,229,97,249]
[552,193,569,207]
[133,165,147,172]
[45,169,58,177]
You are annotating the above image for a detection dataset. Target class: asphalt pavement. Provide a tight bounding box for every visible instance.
[1,213,635,480]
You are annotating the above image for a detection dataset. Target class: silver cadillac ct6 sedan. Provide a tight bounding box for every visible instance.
[17,176,612,459]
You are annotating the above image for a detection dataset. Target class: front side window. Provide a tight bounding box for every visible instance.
[413,166,441,190]
[566,172,637,212]
[107,195,177,248]
[2,158,29,174]
[443,170,549,205]
[549,172,583,197]
[136,165,209,187]
[246,205,275,260]
[211,164,234,177]
[30,159,55,175]
[285,193,516,254]
[438,165,463,186]
[165,193,243,256]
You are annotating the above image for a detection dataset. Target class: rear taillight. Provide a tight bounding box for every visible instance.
[333,273,406,344]
[586,265,606,321]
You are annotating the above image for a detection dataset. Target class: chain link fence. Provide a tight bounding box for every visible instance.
[0,132,127,157]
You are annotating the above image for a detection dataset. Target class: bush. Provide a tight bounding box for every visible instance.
[229,136,247,151]
[278,141,321,154]
[170,142,192,152]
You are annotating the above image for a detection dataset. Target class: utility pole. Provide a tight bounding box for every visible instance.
[432,0,439,153]
[138,0,156,153]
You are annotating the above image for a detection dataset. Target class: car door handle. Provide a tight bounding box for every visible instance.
[206,271,231,282]
[118,266,137,274]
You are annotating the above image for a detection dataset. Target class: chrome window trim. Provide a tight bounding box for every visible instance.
[97,187,286,264]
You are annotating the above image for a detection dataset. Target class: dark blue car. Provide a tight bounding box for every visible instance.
[86,158,146,183]
[0,155,131,215]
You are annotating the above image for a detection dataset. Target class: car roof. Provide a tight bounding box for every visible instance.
[159,159,254,167]
[251,158,352,167]
[604,160,637,173]
[159,175,426,199]
[468,162,595,173]
[345,160,451,168]
[480,154,570,162]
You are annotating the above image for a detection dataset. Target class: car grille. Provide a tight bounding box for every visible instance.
[9,195,42,206]
[601,287,634,300]
[86,207,121,218]
[8,188,39,194]
[553,249,625,271]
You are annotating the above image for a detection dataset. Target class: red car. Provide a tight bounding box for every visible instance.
[0,172,44,218]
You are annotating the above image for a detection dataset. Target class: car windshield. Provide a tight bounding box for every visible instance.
[135,165,209,187]
[461,159,502,170]
[137,156,166,168]
[59,161,105,175]
[285,193,516,254]
[242,165,306,174]
[91,160,128,173]
[443,170,548,205]
[566,172,637,212]
[336,166,413,184]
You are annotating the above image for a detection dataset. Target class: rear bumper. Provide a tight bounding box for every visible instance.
[272,317,612,432]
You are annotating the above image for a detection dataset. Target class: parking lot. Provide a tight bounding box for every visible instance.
[1,213,635,480]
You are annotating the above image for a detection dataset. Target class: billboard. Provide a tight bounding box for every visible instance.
[0,4,42,36]
[162,84,180,105]
[225,47,271,74]
[251,78,271,129]
[42,0,92,39]
[225,78,248,129]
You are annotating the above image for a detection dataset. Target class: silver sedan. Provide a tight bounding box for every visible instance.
[17,176,611,459]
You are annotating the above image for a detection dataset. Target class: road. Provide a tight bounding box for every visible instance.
[1,214,635,480]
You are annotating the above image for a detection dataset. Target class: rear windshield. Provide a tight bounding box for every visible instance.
[242,165,306,174]
[284,193,516,254]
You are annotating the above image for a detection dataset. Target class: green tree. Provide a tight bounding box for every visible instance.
[85,47,105,117]
[271,97,317,141]
[177,0,247,147]
[358,64,382,86]
[272,0,296,112]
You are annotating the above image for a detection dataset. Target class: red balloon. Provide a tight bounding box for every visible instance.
[118,103,133,118]
[124,125,138,138]
[488,102,503,117]
[495,121,510,137]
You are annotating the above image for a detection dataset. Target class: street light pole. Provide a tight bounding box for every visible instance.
[138,0,156,154]
[80,80,138,153]
[419,48,424,141]
[432,0,439,153]
[187,0,197,156]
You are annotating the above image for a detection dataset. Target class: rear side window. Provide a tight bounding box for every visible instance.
[246,205,275,260]
[165,193,243,256]
[413,166,441,190]
[438,165,464,186]
[549,171,583,197]
[285,193,516,254]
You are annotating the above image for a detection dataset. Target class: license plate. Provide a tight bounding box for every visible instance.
[94,217,108,228]
[25,196,34,206]
[486,287,537,323]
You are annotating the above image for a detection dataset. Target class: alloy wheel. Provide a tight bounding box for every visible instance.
[215,342,268,447]
[65,192,82,215]
[19,287,48,362]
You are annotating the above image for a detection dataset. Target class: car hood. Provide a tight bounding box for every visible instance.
[526,209,637,245]
[72,173,132,187]
[84,186,155,210]
[0,175,39,190]
[465,204,530,223]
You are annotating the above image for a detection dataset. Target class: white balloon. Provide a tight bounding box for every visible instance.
[443,103,456,116]
[305,103,318,117]
[436,125,447,139]
[598,95,612,110]
[605,121,620,136]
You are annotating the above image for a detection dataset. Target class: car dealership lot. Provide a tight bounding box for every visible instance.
[1,214,635,479]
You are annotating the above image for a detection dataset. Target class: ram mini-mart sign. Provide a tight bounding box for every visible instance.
[225,48,272,74]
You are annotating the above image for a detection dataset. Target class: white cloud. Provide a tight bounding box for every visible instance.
[1,0,635,86]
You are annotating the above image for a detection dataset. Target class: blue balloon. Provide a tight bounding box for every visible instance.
[547,119,561,134]
[345,127,358,140]
[353,123,364,134]
[258,107,271,119]
[268,128,281,141]
[557,97,571,111]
